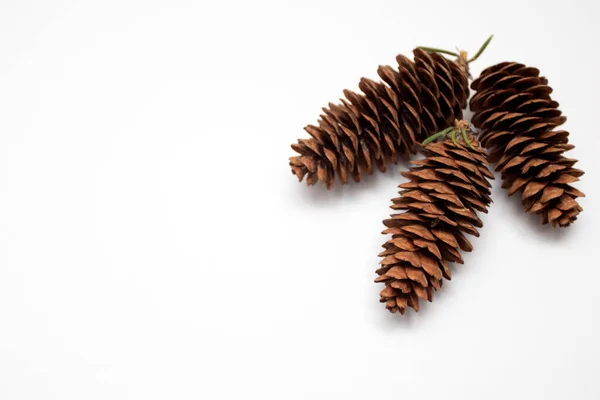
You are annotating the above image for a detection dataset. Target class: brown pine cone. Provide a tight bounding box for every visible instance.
[376,128,493,314]
[289,49,469,189]
[470,62,584,227]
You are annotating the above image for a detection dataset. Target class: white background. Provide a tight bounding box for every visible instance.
[0,0,598,399]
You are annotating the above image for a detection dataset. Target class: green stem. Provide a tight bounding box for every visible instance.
[461,127,476,150]
[422,127,454,146]
[417,46,458,57]
[468,35,494,63]
[450,130,459,147]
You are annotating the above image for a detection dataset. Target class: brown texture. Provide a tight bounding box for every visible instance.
[470,62,584,227]
[289,49,469,189]
[376,136,493,314]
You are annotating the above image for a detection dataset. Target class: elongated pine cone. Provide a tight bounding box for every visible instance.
[289,49,469,189]
[470,62,584,227]
[376,135,493,314]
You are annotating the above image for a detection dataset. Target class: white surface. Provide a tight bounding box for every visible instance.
[0,0,598,399]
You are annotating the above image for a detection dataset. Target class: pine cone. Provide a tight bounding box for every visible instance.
[289,49,469,189]
[376,131,493,314]
[470,62,584,227]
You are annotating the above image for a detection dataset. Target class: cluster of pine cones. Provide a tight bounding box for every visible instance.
[288,37,584,315]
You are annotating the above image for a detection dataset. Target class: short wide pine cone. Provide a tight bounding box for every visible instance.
[470,62,584,227]
[290,49,469,189]
[376,136,493,314]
